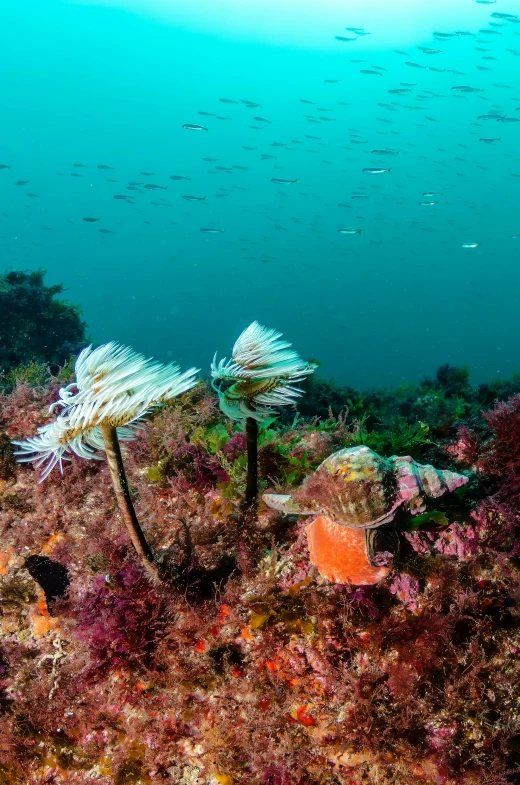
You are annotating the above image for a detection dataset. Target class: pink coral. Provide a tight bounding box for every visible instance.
[389,573,421,611]
[405,522,478,560]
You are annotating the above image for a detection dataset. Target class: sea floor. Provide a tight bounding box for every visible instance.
[1,368,520,785]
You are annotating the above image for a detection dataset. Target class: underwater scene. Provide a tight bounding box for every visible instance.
[1,0,520,783]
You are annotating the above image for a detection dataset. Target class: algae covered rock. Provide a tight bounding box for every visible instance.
[0,270,87,376]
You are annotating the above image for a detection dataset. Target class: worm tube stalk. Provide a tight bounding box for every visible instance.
[100,422,159,581]
[245,416,259,507]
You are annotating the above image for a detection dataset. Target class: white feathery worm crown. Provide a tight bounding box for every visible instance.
[12,342,199,481]
[211,321,316,421]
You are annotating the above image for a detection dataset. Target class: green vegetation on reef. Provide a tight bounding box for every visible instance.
[6,360,50,389]
[0,270,87,381]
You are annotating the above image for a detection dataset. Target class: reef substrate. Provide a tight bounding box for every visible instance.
[1,365,520,785]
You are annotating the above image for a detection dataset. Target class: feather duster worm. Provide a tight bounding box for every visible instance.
[211,321,316,422]
[212,322,315,505]
[13,343,199,578]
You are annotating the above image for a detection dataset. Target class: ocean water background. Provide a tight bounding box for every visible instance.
[1,0,519,389]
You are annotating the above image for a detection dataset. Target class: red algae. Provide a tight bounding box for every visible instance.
[2,376,520,785]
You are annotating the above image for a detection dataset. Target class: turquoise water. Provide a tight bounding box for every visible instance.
[1,0,519,388]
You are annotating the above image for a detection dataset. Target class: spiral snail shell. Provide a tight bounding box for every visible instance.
[264,446,467,529]
[263,446,468,585]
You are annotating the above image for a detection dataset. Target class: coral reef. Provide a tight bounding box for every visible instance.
[1,364,520,785]
[0,270,87,379]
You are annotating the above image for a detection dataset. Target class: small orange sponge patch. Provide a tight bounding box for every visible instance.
[305,515,389,586]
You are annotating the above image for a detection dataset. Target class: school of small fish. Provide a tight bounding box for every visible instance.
[1,5,518,262]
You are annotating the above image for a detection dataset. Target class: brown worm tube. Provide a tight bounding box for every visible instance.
[100,422,159,581]
[245,415,259,507]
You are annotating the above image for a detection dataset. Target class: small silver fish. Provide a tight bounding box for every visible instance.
[372,149,399,155]
[462,242,478,248]
[200,227,224,233]
[271,178,298,184]
[182,123,207,131]
[338,228,361,234]
[363,167,391,174]
[182,195,206,201]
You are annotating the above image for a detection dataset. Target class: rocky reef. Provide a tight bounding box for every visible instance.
[0,270,87,383]
[1,363,520,785]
